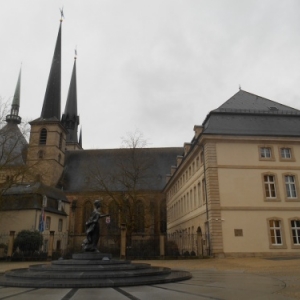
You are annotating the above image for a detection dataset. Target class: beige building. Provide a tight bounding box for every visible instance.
[165,90,300,257]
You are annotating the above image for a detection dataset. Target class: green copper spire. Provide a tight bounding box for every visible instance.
[6,68,22,124]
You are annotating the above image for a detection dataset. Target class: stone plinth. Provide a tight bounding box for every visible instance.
[0,252,191,288]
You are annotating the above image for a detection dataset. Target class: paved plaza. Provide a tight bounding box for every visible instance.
[0,257,300,300]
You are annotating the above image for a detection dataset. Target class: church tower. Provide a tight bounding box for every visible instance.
[26,18,67,186]
[61,55,82,150]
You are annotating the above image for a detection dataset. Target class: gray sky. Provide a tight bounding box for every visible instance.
[1,1,300,149]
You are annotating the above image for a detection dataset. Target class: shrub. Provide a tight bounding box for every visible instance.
[14,230,43,254]
[165,240,180,256]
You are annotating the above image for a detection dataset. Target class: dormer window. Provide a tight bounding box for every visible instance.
[58,200,64,211]
[269,106,278,111]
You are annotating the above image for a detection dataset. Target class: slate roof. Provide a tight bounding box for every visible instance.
[41,22,61,120]
[3,182,68,202]
[59,147,183,193]
[0,123,28,166]
[202,90,300,137]
[61,59,80,144]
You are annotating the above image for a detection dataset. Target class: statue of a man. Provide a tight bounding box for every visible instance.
[82,199,109,252]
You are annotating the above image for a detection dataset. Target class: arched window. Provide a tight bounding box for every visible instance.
[82,201,93,233]
[39,128,47,145]
[108,201,119,232]
[135,201,145,233]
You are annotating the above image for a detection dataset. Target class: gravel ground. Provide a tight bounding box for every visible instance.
[1,257,300,299]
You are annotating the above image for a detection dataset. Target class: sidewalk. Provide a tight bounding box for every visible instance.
[0,257,300,299]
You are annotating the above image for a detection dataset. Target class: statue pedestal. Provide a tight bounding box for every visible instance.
[0,252,191,288]
[72,252,112,260]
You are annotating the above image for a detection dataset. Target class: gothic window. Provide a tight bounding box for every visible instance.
[39,128,47,145]
[82,201,93,233]
[135,201,145,233]
[108,201,119,232]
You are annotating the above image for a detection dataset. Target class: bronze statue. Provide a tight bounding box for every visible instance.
[82,199,109,252]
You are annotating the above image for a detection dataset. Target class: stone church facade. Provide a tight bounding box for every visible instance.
[0,19,182,256]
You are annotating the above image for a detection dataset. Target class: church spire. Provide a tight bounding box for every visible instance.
[6,67,22,124]
[61,55,80,144]
[41,20,62,119]
[79,127,82,148]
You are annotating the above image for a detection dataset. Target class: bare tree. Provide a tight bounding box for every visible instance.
[87,130,157,244]
[0,97,34,208]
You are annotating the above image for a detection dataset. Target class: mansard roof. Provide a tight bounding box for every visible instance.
[59,147,183,192]
[202,90,300,137]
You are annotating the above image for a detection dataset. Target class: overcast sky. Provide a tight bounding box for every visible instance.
[1,1,300,149]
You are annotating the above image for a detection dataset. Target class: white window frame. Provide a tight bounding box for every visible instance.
[291,220,300,246]
[264,175,276,198]
[281,148,291,159]
[45,216,51,230]
[269,220,282,245]
[285,175,297,198]
[260,147,271,158]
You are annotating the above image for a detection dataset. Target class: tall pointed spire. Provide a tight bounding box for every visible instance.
[61,56,80,144]
[6,68,22,124]
[41,20,62,119]
[79,127,82,148]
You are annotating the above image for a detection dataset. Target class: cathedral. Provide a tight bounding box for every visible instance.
[1,17,300,258]
[0,19,181,256]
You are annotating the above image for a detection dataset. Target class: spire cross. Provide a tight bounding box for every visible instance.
[59,7,64,22]
[75,47,77,60]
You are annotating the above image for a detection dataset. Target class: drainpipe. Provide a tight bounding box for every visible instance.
[201,144,211,256]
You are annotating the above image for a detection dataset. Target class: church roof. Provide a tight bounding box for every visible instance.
[59,147,183,192]
[0,123,28,166]
[40,22,62,120]
[61,58,80,144]
[3,182,68,202]
[63,59,78,118]
[6,68,22,124]
[202,90,300,137]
